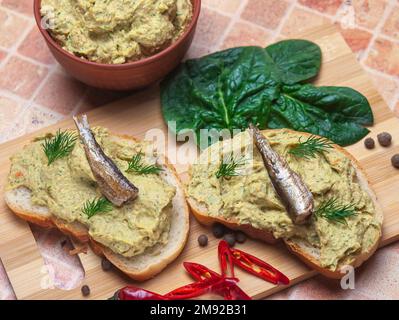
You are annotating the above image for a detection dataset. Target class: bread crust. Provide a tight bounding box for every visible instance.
[5,133,190,281]
[188,198,277,244]
[187,129,383,279]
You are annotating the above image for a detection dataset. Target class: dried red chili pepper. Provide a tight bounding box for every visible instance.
[117,283,211,301]
[165,277,250,300]
[218,240,290,285]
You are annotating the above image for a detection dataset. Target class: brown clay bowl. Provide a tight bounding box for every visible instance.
[33,0,201,90]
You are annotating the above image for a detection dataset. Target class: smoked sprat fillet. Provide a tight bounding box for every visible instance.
[73,115,139,206]
[250,124,314,224]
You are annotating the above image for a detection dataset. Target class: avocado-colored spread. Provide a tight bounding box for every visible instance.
[7,128,175,258]
[41,0,193,64]
[188,130,381,270]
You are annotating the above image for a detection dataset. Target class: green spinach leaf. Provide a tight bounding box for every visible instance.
[161,46,280,143]
[161,40,373,147]
[268,84,373,146]
[265,39,321,84]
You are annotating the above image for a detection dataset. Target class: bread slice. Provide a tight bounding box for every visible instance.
[5,133,190,281]
[187,129,383,279]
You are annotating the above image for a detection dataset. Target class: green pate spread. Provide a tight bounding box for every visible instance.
[7,128,175,258]
[188,130,381,270]
[41,0,193,64]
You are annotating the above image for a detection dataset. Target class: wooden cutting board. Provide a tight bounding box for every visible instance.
[1,24,399,300]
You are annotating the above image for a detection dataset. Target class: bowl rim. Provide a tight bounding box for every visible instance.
[33,0,201,70]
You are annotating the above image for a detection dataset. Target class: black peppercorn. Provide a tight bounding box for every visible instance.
[197,234,208,247]
[223,233,236,247]
[364,137,375,149]
[101,258,112,271]
[377,132,392,147]
[391,154,399,169]
[212,223,226,238]
[81,285,90,297]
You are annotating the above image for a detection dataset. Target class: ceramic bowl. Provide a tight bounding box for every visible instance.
[34,0,201,90]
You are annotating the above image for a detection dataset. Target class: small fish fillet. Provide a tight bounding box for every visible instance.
[249,124,314,224]
[73,115,138,207]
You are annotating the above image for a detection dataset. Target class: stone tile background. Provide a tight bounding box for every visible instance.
[0,0,398,300]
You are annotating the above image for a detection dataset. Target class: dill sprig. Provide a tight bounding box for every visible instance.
[289,135,334,159]
[215,155,245,179]
[126,152,163,175]
[42,130,77,165]
[82,197,113,219]
[315,197,357,225]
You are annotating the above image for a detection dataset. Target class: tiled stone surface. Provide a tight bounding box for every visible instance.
[6,105,62,140]
[242,0,290,30]
[18,27,55,65]
[34,72,86,115]
[281,7,331,36]
[299,0,344,15]
[0,261,15,300]
[0,50,6,62]
[30,225,84,290]
[0,96,23,141]
[269,242,399,300]
[0,8,30,48]
[336,23,373,54]
[352,0,388,30]
[0,56,48,99]
[365,38,399,76]
[0,0,398,300]
[382,5,399,40]
[192,7,231,48]
[222,21,271,49]
[202,0,242,14]
[1,0,33,16]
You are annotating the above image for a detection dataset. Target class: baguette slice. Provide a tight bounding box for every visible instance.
[5,133,190,281]
[187,129,383,279]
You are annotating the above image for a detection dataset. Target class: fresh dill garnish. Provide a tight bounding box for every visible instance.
[215,155,245,179]
[126,152,163,175]
[289,135,334,159]
[315,198,357,225]
[82,197,113,219]
[42,130,77,165]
